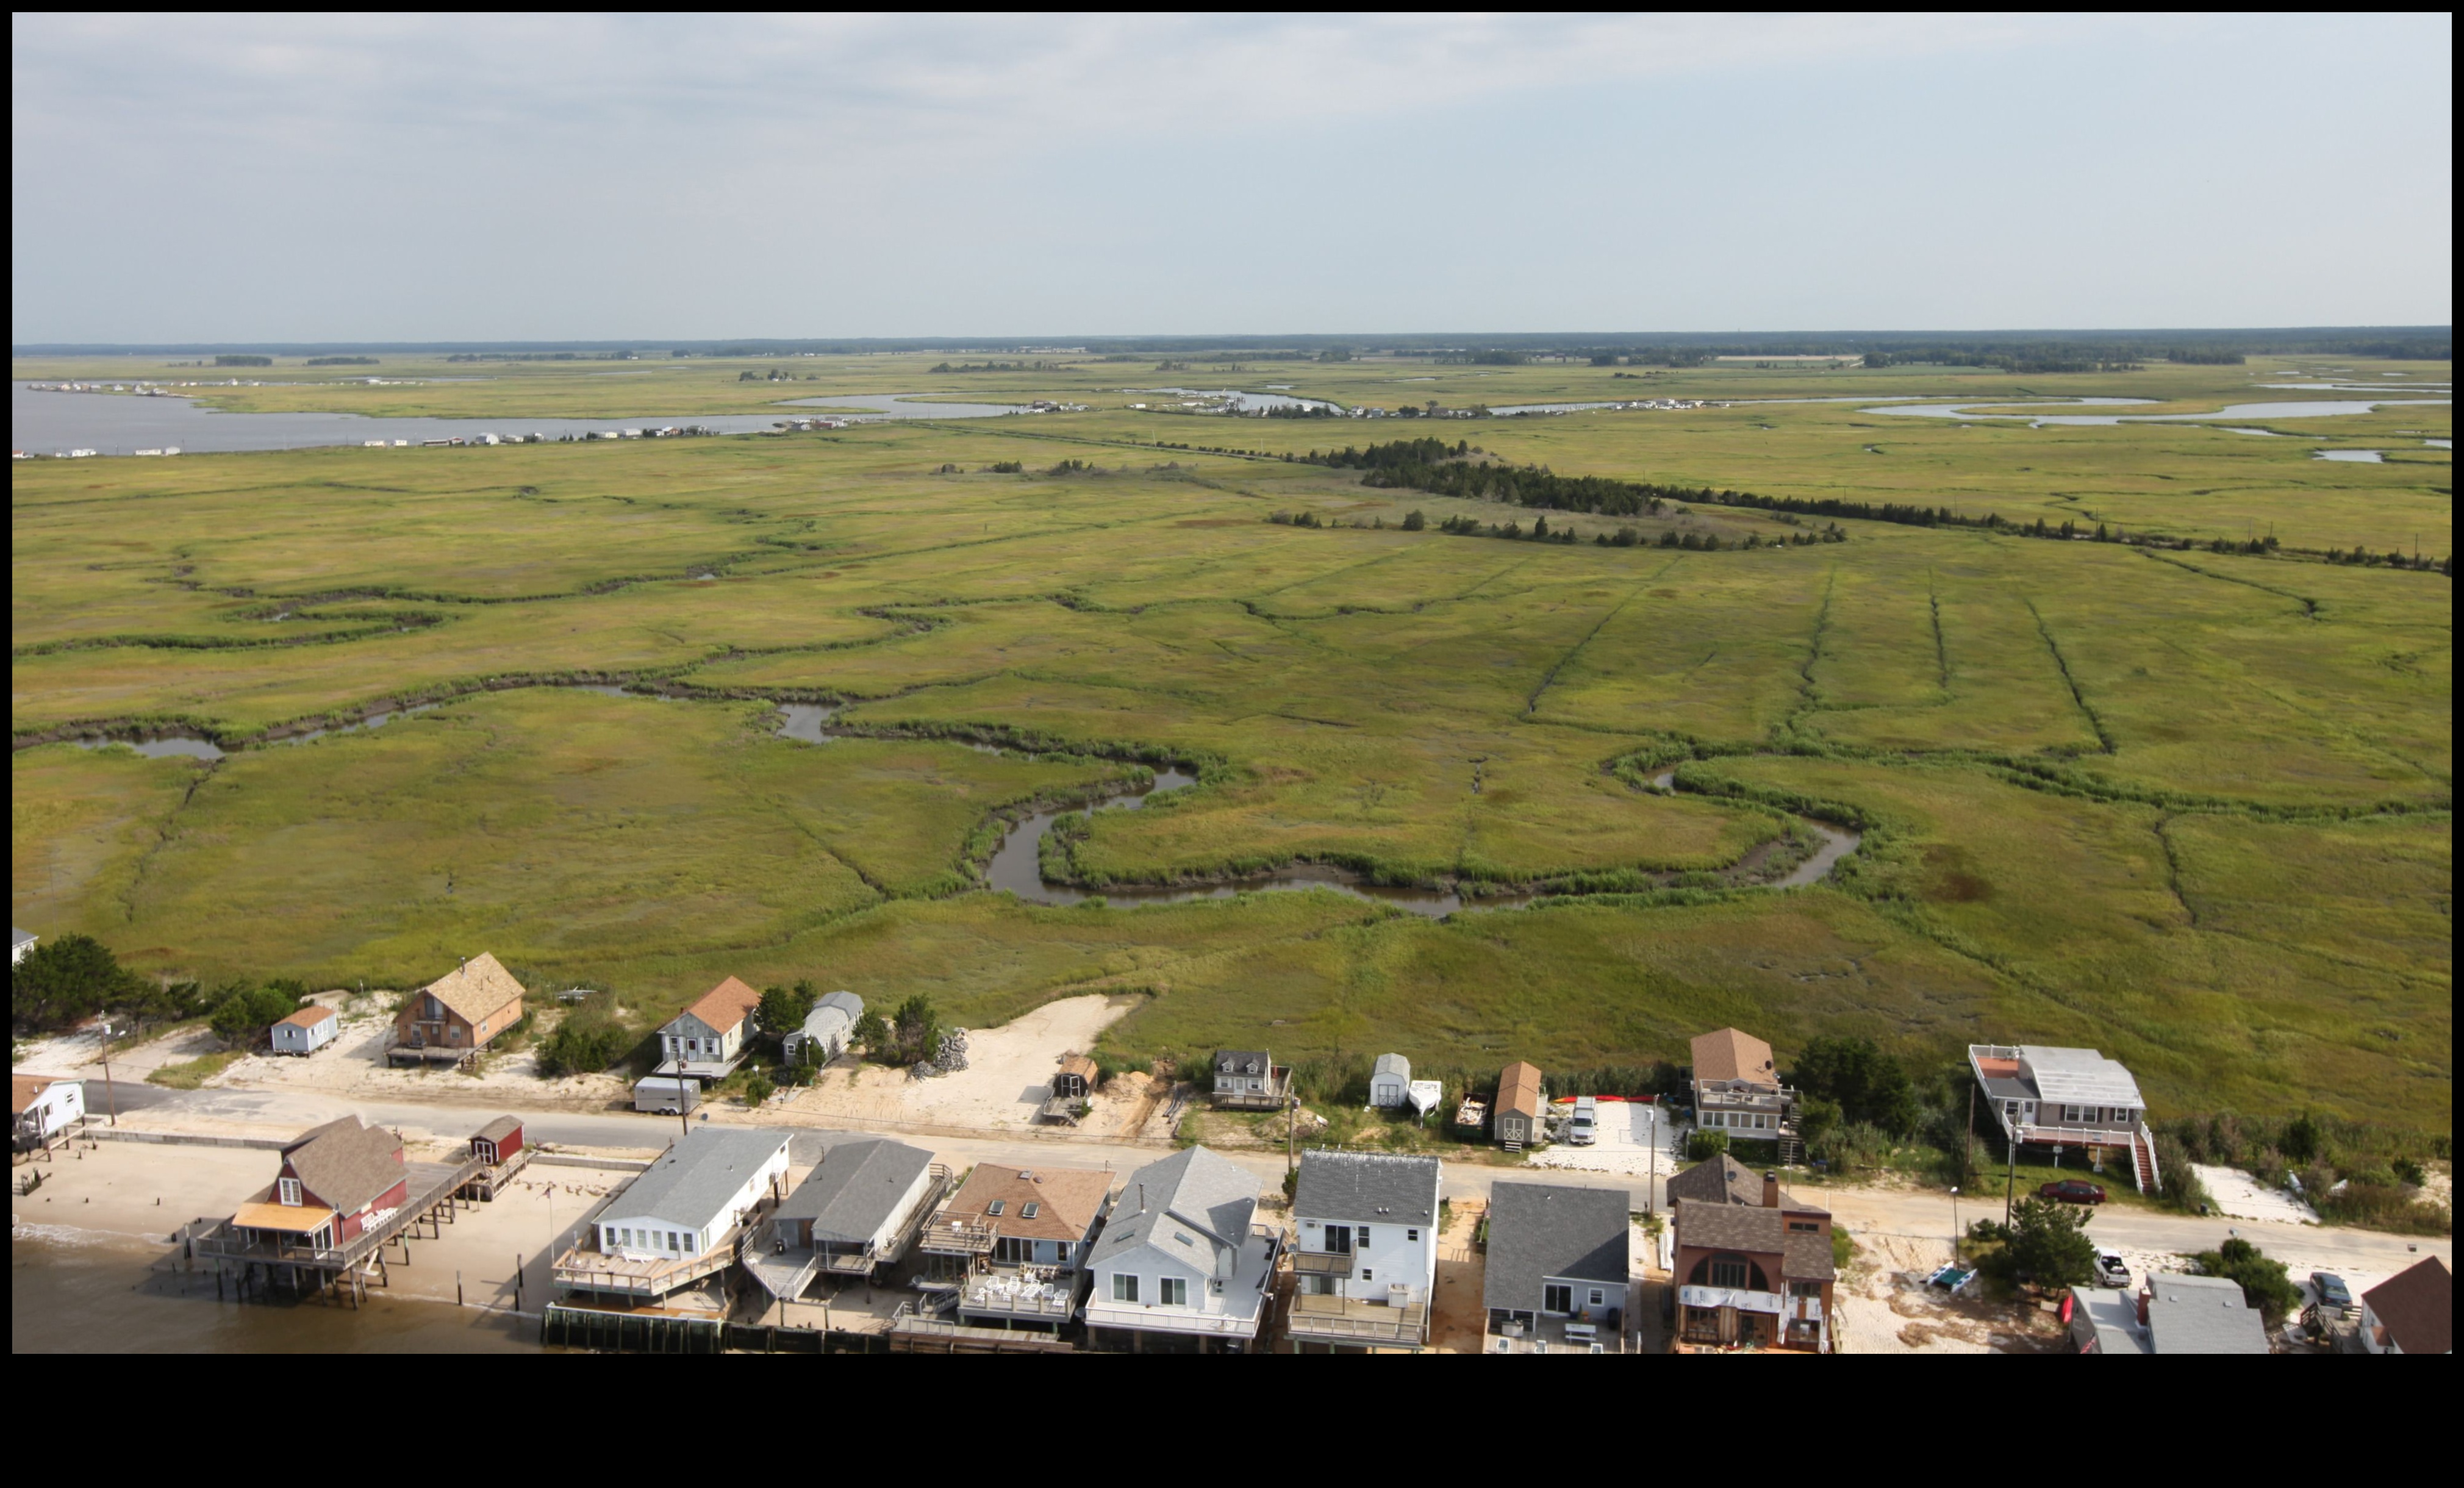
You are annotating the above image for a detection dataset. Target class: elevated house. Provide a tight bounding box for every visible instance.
[1967,1044,2157,1192]
[232,1117,410,1258]
[2359,1257,2450,1356]
[1672,1170,1835,1351]
[657,975,764,1082]
[10,1073,85,1151]
[1211,1049,1289,1110]
[1689,1026,1799,1162]
[1368,1053,1412,1109]
[564,1126,792,1304]
[271,1004,339,1056]
[1285,1150,1443,1351]
[781,990,863,1067]
[919,1163,1116,1330]
[392,953,525,1065]
[753,1138,946,1300]
[1083,1146,1281,1353]
[1483,1181,1631,1353]
[1494,1061,1545,1149]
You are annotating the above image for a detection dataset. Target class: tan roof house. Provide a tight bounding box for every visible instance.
[393,953,525,1063]
[1689,1026,1799,1157]
[1495,1061,1546,1148]
[659,975,764,1079]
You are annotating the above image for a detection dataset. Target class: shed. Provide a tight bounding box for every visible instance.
[469,1115,524,1165]
[1369,1053,1412,1108]
[1055,1053,1100,1099]
[783,990,864,1067]
[633,1076,700,1115]
[271,1004,340,1056]
[1494,1061,1545,1146]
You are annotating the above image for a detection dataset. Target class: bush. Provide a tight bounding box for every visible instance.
[12,933,146,1032]
[208,981,305,1046]
[742,1075,775,1106]
[2192,1237,2302,1323]
[536,1000,635,1077]
[1788,1036,1919,1137]
[1688,1129,1730,1162]
[1977,1197,2096,1290]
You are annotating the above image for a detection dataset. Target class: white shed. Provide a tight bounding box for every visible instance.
[784,991,864,1067]
[271,1004,340,1056]
[1369,1053,1413,1108]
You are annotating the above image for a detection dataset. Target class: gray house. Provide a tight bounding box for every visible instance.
[783,991,864,1067]
[770,1139,944,1279]
[1483,1181,1631,1353]
[1211,1049,1288,1110]
[1082,1145,1280,1352]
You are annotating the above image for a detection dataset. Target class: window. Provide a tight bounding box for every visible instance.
[1361,1268,1373,1282]
[1709,1254,1749,1289]
[1020,1202,1040,1220]
[1112,1273,1139,1303]
[2063,1104,2082,1123]
[1542,1283,1573,1315]
[683,1234,697,1254]
[1791,1281,1824,1298]
[278,1177,302,1206]
[1406,1228,1419,1242]
[986,1200,1005,1217]
[1357,1227,1371,1249]
[668,1231,681,1253]
[1158,1278,1188,1306]
[1589,1289,1606,1307]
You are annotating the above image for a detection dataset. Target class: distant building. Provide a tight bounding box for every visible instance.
[271,1004,339,1056]
[1210,1048,1289,1110]
[10,927,34,965]
[782,990,862,1067]
[10,1074,85,1151]
[392,953,525,1062]
[1968,1043,2156,1192]
[1689,1026,1798,1159]
[1368,1053,1412,1109]
[657,975,764,1081]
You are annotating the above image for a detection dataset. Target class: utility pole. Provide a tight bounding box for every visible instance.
[98,1022,120,1128]
[1964,1079,1976,1188]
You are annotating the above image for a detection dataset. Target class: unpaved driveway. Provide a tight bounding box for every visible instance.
[2194,1164,2322,1224]
[781,994,1142,1134]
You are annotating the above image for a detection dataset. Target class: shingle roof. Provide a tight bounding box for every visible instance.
[10,1073,74,1115]
[942,1163,1112,1243]
[1483,1182,1630,1313]
[675,975,763,1037]
[1691,1027,1776,1085]
[416,953,525,1025]
[13,927,37,950]
[2362,1257,2451,1356]
[1089,1146,1261,1273]
[1666,1153,1763,1206]
[278,1005,337,1029]
[815,990,863,1020]
[1497,1061,1544,1120]
[283,1118,404,1215]
[1214,1050,1270,1076]
[608,1126,791,1232]
[2142,1273,2268,1354]
[794,999,858,1043]
[776,1139,934,1244]
[1294,1150,1440,1226]
[472,1114,521,1144]
[1673,1198,1832,1281]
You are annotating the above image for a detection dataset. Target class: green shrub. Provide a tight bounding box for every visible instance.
[2193,1237,2302,1323]
[1688,1129,1730,1162]
[536,999,636,1077]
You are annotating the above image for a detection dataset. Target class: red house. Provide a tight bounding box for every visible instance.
[470,1115,524,1166]
[232,1117,409,1254]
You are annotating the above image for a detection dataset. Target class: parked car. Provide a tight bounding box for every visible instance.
[2094,1251,2130,1288]
[1568,1096,1599,1146]
[2310,1272,2352,1310]
[2039,1179,2107,1204]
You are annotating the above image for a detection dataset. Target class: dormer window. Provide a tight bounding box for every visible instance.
[278,1177,302,1206]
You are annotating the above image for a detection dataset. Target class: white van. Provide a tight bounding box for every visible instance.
[1569,1096,1599,1146]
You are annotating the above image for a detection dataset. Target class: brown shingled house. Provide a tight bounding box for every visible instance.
[392,953,525,1064]
[920,1162,1116,1330]
[1689,1025,1800,1161]
[1672,1170,1834,1352]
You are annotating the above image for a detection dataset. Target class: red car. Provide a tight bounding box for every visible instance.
[2039,1179,2107,1204]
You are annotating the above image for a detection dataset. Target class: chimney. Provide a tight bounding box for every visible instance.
[2136,1290,2151,1326]
[1137,1183,1146,1216]
[1763,1171,1781,1209]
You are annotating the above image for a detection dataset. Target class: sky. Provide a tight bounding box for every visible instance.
[10,13,2453,343]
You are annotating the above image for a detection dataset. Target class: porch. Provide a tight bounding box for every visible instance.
[1283,1289,1429,1350]
[1674,1283,1825,1353]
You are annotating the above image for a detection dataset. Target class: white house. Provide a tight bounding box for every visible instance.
[2358,1257,2451,1355]
[783,990,864,1067]
[271,1004,340,1056]
[10,927,34,966]
[1083,1146,1280,1353]
[11,1073,85,1149]
[657,975,764,1080]
[591,1126,791,1266]
[1368,1053,1412,1108]
[1286,1150,1442,1350]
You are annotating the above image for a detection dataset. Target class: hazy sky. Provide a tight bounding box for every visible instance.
[11,13,2453,343]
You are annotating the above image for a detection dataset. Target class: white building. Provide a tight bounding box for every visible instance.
[271,1004,340,1056]
[12,1073,86,1149]
[1287,1150,1442,1350]
[591,1126,791,1264]
[11,927,35,965]
[783,990,864,1067]
[1082,1146,1280,1353]
[1368,1053,1412,1108]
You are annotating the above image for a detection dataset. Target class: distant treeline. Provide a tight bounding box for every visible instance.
[305,356,379,366]
[928,360,1070,373]
[213,354,272,367]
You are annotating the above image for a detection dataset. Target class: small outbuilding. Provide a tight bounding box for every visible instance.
[1369,1053,1412,1109]
[271,1004,340,1056]
[469,1115,524,1166]
[1494,1061,1546,1148]
[783,990,863,1067]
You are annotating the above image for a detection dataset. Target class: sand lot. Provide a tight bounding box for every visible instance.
[1831,1229,2066,1354]
[2194,1164,2323,1225]
[780,994,1156,1136]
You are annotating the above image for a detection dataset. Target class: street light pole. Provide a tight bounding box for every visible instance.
[1949,1186,1960,1264]
[97,1022,120,1128]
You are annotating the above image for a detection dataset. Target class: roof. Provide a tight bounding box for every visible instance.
[281,1115,362,1156]
[10,1073,74,1114]
[795,999,858,1041]
[1691,1026,1777,1086]
[471,1114,521,1143]
[282,1118,404,1215]
[1673,1198,1833,1282]
[1372,1053,1411,1080]
[1058,1054,1100,1084]
[814,990,863,1020]
[2142,1273,2268,1354]
[1089,1145,1262,1273]
[1293,1150,1441,1226]
[1214,1050,1270,1076]
[1483,1182,1630,1312]
[1666,1153,1765,1206]
[2067,1286,2152,1354]
[674,975,763,1037]
[415,952,526,1025]
[942,1163,1112,1243]
[12,927,35,949]
[2362,1257,2451,1356]
[776,1139,934,1244]
[277,1005,337,1029]
[234,1199,337,1234]
[607,1126,792,1232]
[2014,1045,2144,1109]
[1497,1061,1544,1120]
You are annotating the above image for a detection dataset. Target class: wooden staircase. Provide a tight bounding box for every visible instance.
[2130,1125,2160,1195]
